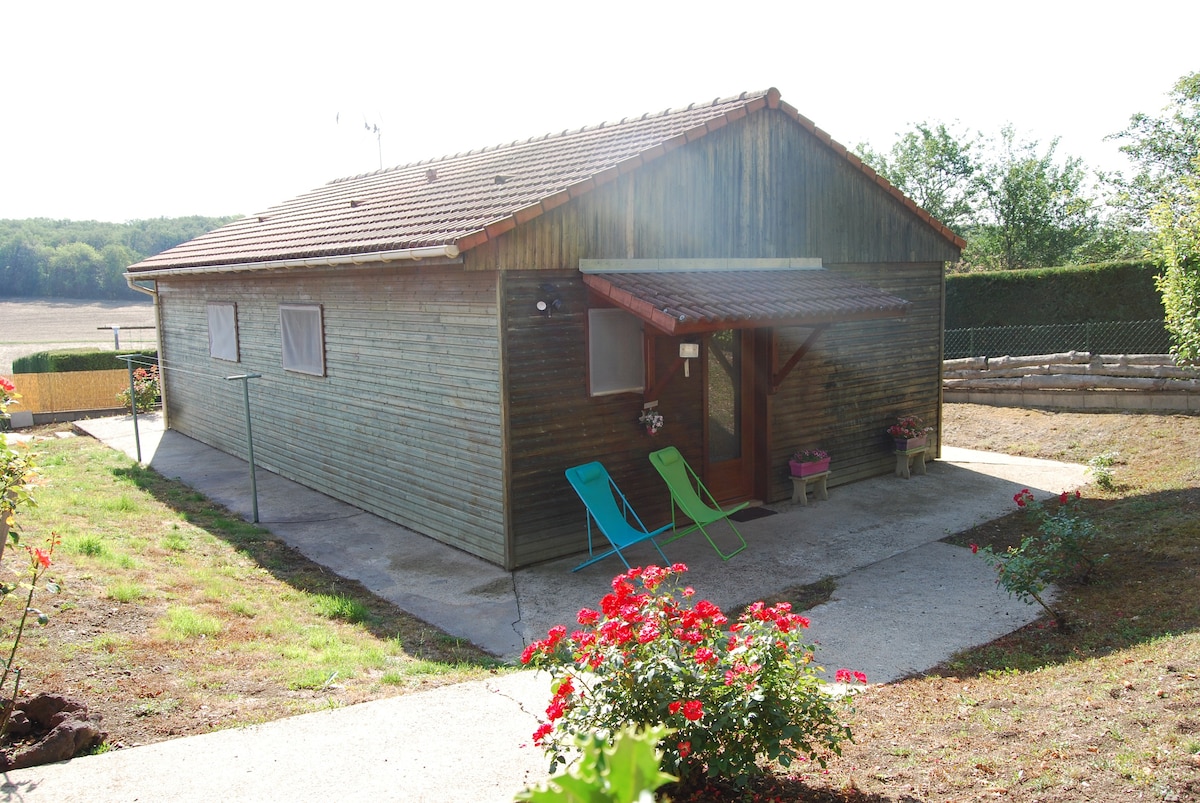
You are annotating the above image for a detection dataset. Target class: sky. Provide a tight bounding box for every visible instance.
[3,1,1197,224]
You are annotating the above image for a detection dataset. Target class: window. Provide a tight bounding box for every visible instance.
[207,301,239,362]
[588,308,644,396]
[279,304,325,376]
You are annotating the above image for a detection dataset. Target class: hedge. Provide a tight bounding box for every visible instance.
[946,261,1165,329]
[12,349,159,374]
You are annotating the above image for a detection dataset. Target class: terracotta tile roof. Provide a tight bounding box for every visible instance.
[582,268,911,335]
[129,88,964,273]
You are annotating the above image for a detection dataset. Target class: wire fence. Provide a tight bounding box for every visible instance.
[945,320,1171,359]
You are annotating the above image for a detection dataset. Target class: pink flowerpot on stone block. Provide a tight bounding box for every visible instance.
[893,434,928,452]
[789,457,830,477]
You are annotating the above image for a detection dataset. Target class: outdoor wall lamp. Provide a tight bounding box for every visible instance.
[680,341,699,377]
[536,283,563,317]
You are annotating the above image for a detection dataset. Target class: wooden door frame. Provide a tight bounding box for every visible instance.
[702,328,761,503]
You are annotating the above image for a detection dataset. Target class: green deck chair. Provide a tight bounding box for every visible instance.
[648,446,748,561]
[565,462,675,572]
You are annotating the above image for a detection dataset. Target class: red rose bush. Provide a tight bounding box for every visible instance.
[521,564,864,786]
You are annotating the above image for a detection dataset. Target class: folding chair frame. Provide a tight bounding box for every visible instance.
[649,447,748,561]
[565,462,674,573]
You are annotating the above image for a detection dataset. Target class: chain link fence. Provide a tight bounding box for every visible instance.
[944,320,1171,359]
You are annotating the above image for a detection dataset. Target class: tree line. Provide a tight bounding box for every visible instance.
[0,216,237,301]
[856,73,1197,274]
[858,71,1199,361]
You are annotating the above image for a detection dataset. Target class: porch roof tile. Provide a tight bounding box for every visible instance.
[581,269,911,335]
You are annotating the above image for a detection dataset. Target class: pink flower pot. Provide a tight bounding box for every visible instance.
[893,434,928,452]
[789,457,830,477]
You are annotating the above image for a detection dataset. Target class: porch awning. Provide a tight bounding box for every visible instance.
[580,265,910,335]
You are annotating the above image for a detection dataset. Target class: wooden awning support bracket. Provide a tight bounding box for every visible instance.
[770,324,830,394]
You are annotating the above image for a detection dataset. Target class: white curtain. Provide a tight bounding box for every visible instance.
[207,302,239,362]
[279,304,325,376]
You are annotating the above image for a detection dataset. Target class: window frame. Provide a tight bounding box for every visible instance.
[587,307,645,396]
[279,303,326,377]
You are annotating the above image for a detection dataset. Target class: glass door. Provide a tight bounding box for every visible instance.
[704,329,755,501]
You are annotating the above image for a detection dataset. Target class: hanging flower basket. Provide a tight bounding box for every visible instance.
[638,407,663,436]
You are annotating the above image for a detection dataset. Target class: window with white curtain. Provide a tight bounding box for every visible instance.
[279,304,325,376]
[588,308,645,396]
[207,301,239,362]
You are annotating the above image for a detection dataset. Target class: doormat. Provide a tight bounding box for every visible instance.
[729,506,777,522]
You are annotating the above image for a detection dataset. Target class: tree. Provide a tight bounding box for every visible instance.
[1151,158,1200,362]
[964,126,1097,271]
[99,243,138,299]
[1111,72,1200,360]
[46,242,102,298]
[856,122,980,233]
[1107,72,1200,227]
[0,236,50,296]
[0,215,235,300]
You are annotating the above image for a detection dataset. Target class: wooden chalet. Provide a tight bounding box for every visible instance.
[126,88,964,570]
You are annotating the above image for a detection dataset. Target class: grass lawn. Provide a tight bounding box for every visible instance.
[2,428,504,749]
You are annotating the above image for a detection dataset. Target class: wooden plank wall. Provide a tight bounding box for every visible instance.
[767,262,945,501]
[469,109,960,272]
[503,271,699,566]
[156,265,507,564]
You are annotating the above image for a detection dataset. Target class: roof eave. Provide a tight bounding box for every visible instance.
[125,244,462,279]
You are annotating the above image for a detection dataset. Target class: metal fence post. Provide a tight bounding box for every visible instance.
[115,355,142,462]
[225,374,262,523]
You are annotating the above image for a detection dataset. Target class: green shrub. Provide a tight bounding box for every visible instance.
[946,261,1164,328]
[12,349,158,374]
[116,365,159,413]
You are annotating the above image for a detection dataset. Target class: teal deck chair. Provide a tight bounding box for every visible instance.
[564,462,674,572]
[648,446,748,561]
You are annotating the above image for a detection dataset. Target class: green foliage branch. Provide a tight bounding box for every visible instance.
[1108,71,1200,360]
[514,723,677,803]
[1,378,38,535]
[1107,71,1200,228]
[0,533,60,738]
[1150,156,1200,363]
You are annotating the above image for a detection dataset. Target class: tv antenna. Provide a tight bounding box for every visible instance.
[334,110,384,170]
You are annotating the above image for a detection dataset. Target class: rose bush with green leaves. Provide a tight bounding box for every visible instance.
[973,488,1103,629]
[116,365,160,413]
[520,564,864,787]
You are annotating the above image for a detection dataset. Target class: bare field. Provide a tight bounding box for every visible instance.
[0,297,157,374]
